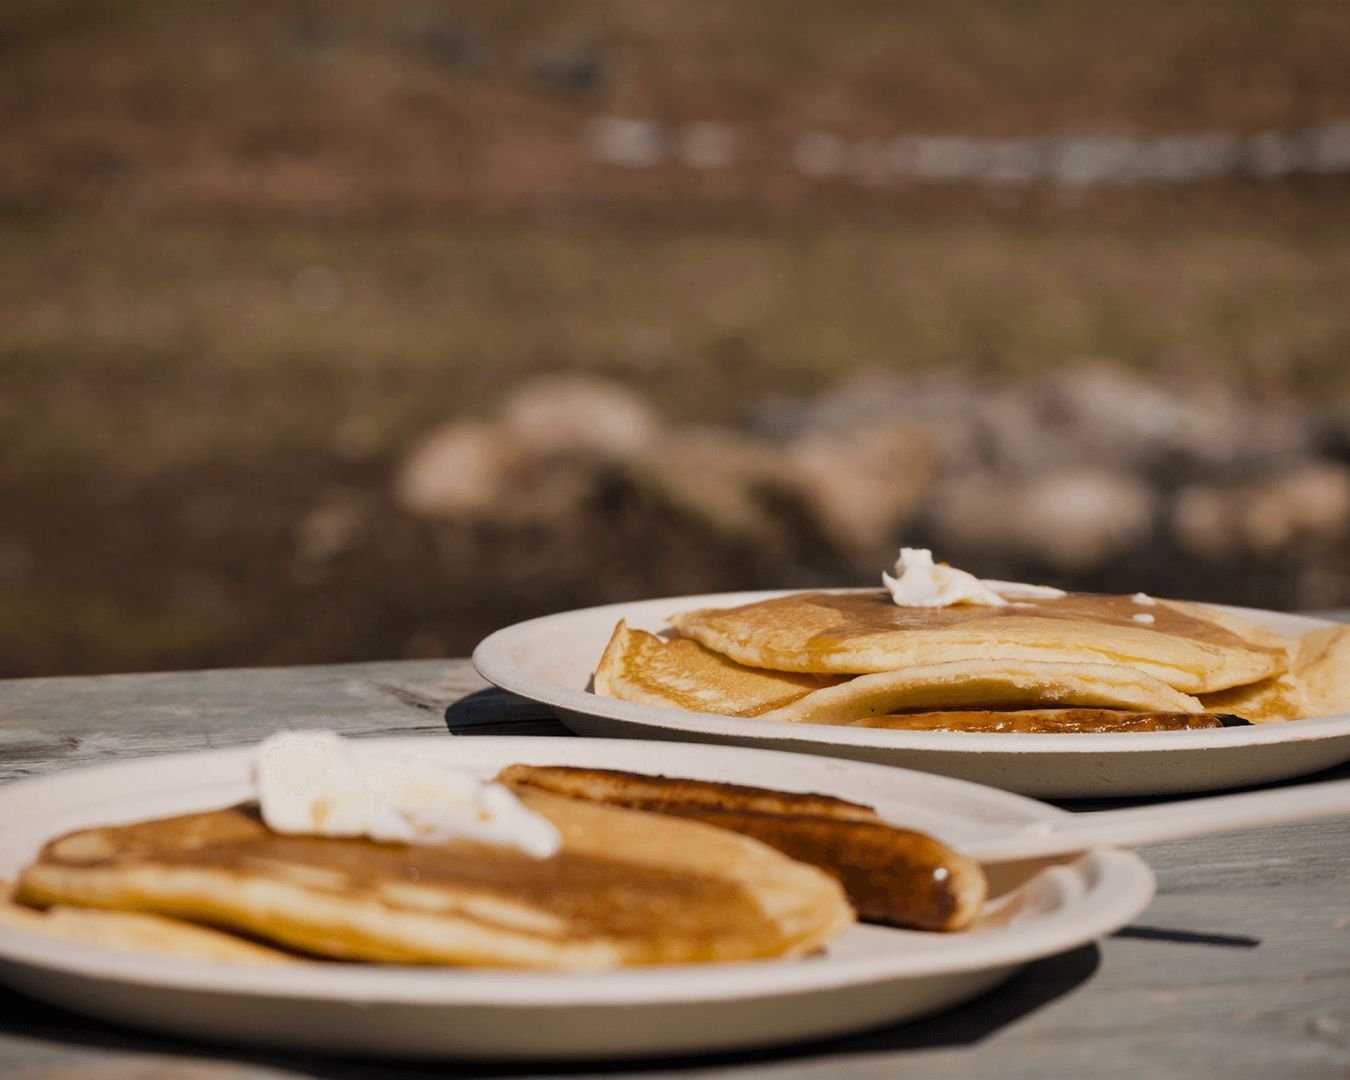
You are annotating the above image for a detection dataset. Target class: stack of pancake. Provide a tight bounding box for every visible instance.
[595,591,1350,732]
[9,784,859,969]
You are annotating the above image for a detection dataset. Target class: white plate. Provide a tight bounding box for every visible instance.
[473,591,1350,798]
[0,737,1153,1061]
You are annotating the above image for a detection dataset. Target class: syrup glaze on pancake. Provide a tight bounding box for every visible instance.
[850,709,1238,734]
[17,792,853,969]
[1199,674,1305,723]
[670,591,1289,694]
[1197,625,1350,722]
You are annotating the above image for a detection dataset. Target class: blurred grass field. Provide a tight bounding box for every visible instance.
[6,209,1350,478]
[3,0,1350,676]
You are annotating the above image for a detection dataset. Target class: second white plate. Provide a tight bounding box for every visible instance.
[473,591,1350,798]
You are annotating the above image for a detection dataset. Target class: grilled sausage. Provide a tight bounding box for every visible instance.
[497,764,987,932]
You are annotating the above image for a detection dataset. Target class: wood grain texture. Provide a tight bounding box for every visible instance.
[0,621,1347,1078]
[0,660,534,784]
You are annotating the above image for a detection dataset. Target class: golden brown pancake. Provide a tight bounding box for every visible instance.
[595,622,1205,725]
[0,882,296,964]
[16,792,852,970]
[595,620,842,717]
[499,765,986,932]
[1199,673,1306,724]
[850,709,1234,734]
[1290,625,1350,718]
[754,658,1204,726]
[1196,626,1350,722]
[669,591,1289,694]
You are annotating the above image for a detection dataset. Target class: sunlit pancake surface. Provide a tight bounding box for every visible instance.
[671,591,1289,694]
[17,793,853,969]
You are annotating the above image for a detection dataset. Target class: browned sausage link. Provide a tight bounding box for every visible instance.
[495,764,880,823]
[635,806,984,931]
[498,765,985,931]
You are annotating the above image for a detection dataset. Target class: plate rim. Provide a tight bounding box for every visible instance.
[472,589,1350,757]
[0,736,1154,1007]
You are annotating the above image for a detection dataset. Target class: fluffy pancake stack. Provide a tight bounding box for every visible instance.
[595,591,1350,731]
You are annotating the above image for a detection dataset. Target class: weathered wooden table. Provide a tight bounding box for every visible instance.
[2,638,1349,1079]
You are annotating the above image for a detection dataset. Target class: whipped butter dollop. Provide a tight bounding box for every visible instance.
[254,731,561,857]
[882,548,1067,608]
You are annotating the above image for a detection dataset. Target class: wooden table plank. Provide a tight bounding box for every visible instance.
[1,640,1348,1078]
[0,660,523,784]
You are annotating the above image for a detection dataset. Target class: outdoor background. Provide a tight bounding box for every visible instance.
[4,0,1350,678]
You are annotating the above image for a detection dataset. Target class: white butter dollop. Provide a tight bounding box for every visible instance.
[884,548,1006,607]
[1132,592,1157,606]
[883,548,1066,608]
[254,731,561,857]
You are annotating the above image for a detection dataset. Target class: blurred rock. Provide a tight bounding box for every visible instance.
[1050,136,1141,186]
[635,427,787,544]
[397,369,1348,609]
[1030,363,1310,472]
[772,363,1313,478]
[501,375,662,457]
[676,123,738,170]
[983,138,1046,185]
[793,132,848,179]
[933,468,1156,571]
[511,454,625,528]
[763,370,986,469]
[585,118,665,168]
[1244,464,1350,553]
[908,136,989,181]
[1171,484,1234,559]
[1173,462,1350,558]
[849,139,892,185]
[1017,469,1157,570]
[1309,121,1350,173]
[395,420,525,520]
[1134,133,1240,182]
[787,423,936,564]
